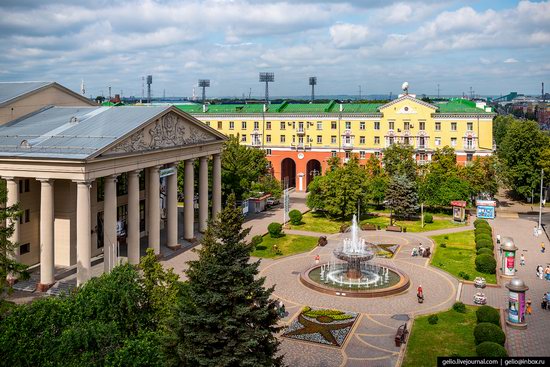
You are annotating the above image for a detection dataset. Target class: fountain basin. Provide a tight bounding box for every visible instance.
[300,263,410,298]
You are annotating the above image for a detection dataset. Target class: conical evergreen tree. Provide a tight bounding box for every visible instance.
[165,194,282,367]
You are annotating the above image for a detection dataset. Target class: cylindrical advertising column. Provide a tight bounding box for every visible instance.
[505,278,529,329]
[500,237,517,277]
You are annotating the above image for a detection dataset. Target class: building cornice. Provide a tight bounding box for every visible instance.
[189,113,382,119]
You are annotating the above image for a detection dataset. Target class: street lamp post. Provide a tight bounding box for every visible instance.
[539,168,544,231]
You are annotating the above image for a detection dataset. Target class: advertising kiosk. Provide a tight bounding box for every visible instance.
[500,237,517,277]
[505,278,529,329]
[476,199,496,220]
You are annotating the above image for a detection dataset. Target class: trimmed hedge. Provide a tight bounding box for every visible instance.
[476,306,500,326]
[428,314,439,324]
[477,247,494,256]
[288,209,303,225]
[452,302,466,313]
[476,239,494,251]
[475,227,492,236]
[475,234,493,243]
[475,254,497,274]
[250,235,263,247]
[474,219,489,228]
[474,323,506,345]
[424,214,433,224]
[268,222,283,238]
[476,342,508,357]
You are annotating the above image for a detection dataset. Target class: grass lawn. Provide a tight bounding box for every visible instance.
[251,234,318,258]
[359,215,465,233]
[288,211,346,233]
[365,206,454,219]
[403,306,478,367]
[430,231,497,284]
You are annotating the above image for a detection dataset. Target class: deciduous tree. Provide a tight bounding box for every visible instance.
[382,143,416,180]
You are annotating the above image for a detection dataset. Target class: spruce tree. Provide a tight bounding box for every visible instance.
[385,175,419,221]
[165,194,282,367]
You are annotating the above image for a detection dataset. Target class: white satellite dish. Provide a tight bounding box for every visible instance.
[402,82,409,92]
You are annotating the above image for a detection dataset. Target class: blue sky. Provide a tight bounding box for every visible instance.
[0,0,549,98]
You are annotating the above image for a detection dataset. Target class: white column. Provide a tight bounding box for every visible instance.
[127,170,141,265]
[103,175,117,273]
[148,166,161,255]
[212,153,222,219]
[38,179,55,291]
[199,156,209,233]
[167,164,179,249]
[76,180,92,286]
[184,159,195,240]
[5,177,19,284]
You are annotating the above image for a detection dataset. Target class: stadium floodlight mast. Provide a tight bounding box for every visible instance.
[309,77,317,102]
[198,79,210,104]
[259,72,275,103]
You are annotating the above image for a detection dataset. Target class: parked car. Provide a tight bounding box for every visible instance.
[267,197,280,206]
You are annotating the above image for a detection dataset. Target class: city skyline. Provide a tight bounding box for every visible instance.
[1,0,549,98]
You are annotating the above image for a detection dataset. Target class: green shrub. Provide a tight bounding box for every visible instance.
[475,227,492,237]
[452,302,466,313]
[474,219,489,228]
[476,341,508,357]
[440,243,447,248]
[475,254,497,274]
[250,235,263,248]
[476,306,500,326]
[424,214,433,224]
[288,209,303,225]
[444,235,449,240]
[475,234,492,243]
[427,314,439,324]
[267,222,283,238]
[474,323,505,345]
[458,271,470,280]
[476,239,494,251]
[477,247,493,256]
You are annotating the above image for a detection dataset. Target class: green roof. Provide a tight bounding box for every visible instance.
[342,103,382,113]
[435,100,492,114]
[175,104,203,113]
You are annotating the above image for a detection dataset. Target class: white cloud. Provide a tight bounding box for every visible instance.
[329,23,370,48]
[504,58,519,64]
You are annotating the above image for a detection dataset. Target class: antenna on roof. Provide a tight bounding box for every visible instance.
[198,79,210,104]
[259,72,274,103]
[80,79,85,96]
[147,75,152,103]
[142,76,145,101]
[309,77,317,102]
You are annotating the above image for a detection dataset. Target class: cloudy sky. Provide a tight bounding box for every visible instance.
[1,0,549,98]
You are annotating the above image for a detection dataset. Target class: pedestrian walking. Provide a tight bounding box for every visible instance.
[520,254,525,266]
[314,254,320,265]
[526,298,532,315]
[496,234,501,244]
[545,266,550,281]
[537,265,544,279]
[542,242,546,254]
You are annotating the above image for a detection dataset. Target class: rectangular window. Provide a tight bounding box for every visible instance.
[345,152,351,159]
[18,179,30,194]
[435,122,441,131]
[280,135,286,143]
[280,122,285,130]
[404,121,410,131]
[375,151,381,158]
[317,122,322,130]
[467,122,473,131]
[117,173,128,196]
[266,148,272,156]
[292,135,296,143]
[451,137,457,147]
[241,121,247,130]
[374,136,380,144]
[97,177,104,202]
[451,122,457,131]
[360,151,366,159]
[389,137,395,145]
[266,121,271,130]
[205,121,210,127]
[404,137,410,145]
[360,136,365,144]
[345,121,351,130]
[331,121,337,129]
[331,135,337,144]
[359,121,365,130]
[389,121,395,130]
[467,153,473,162]
[25,209,30,223]
[19,180,22,194]
[435,137,441,146]
[419,121,426,130]
[139,171,145,191]
[20,243,30,254]
[241,134,247,142]
[229,121,234,130]
[374,121,380,130]
[254,121,259,130]
[139,200,145,232]
[217,121,222,129]
[317,135,322,144]
[266,135,271,143]
[331,150,337,157]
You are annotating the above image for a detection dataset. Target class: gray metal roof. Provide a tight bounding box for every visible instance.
[0,81,53,105]
[0,105,169,160]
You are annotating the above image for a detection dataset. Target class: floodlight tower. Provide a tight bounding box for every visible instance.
[146,75,152,103]
[198,79,210,104]
[259,72,274,103]
[309,77,317,102]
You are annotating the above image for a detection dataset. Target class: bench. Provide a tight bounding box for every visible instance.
[361,223,377,231]
[422,248,431,258]
[386,225,402,232]
[395,324,409,347]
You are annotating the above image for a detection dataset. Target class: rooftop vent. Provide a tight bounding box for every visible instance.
[69,116,79,124]
[20,140,31,149]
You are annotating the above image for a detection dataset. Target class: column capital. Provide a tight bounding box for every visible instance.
[148,165,162,172]
[128,169,142,177]
[104,174,118,182]
[185,158,195,165]
[2,176,16,181]
[73,179,93,187]
[37,178,55,183]
[199,156,208,162]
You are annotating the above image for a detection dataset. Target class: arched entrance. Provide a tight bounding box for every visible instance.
[281,158,296,188]
[306,159,322,191]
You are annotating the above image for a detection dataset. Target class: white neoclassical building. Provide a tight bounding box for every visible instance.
[0,105,226,290]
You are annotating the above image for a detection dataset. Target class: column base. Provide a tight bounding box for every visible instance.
[167,244,182,250]
[185,237,197,242]
[36,282,54,292]
[505,319,527,329]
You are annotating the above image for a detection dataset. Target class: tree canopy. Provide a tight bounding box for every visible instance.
[385,174,418,220]
[382,143,416,180]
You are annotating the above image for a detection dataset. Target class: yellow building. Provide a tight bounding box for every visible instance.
[178,93,494,191]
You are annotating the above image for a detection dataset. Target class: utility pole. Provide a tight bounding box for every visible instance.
[421,203,424,228]
[539,168,545,231]
[437,84,440,99]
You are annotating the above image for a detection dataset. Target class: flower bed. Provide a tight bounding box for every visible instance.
[282,306,358,347]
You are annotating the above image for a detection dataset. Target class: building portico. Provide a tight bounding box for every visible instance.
[0,105,225,288]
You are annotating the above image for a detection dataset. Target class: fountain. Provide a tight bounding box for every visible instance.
[300,215,410,298]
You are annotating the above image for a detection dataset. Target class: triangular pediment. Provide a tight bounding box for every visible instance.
[98,108,225,158]
[378,95,437,112]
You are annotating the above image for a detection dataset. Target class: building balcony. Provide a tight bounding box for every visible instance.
[417,144,427,151]
[464,144,476,152]
[342,142,354,151]
[251,140,262,147]
[296,127,305,135]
